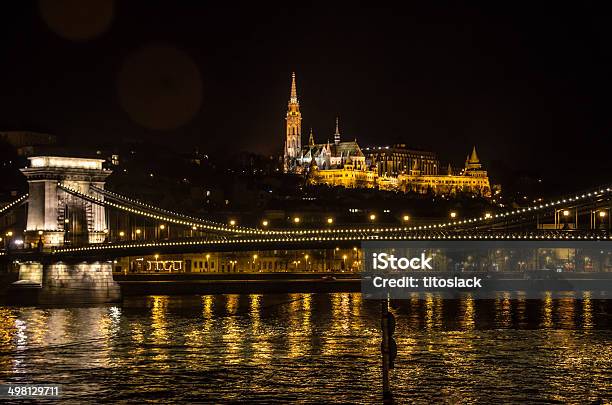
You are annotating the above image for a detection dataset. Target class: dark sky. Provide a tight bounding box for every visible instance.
[1,1,611,186]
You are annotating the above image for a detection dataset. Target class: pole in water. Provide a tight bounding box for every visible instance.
[381,297,394,404]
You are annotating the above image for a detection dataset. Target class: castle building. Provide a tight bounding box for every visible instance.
[364,144,439,177]
[282,73,492,196]
[396,146,491,196]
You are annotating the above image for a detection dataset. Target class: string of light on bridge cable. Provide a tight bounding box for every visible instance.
[52,231,612,254]
[0,194,28,215]
[56,183,612,237]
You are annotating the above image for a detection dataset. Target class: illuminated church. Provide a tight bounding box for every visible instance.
[283,73,492,196]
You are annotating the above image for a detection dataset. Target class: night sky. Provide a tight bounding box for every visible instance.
[1,2,611,187]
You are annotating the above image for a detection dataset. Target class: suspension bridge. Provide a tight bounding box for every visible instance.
[0,155,610,261]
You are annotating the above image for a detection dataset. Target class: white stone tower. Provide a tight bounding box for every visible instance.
[20,156,111,247]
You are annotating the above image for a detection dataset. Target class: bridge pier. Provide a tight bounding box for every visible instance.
[9,261,120,305]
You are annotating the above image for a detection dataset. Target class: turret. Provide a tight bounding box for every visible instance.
[334,116,341,145]
[466,146,482,170]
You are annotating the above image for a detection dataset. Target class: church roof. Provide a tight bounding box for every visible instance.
[330,141,364,157]
[302,141,364,158]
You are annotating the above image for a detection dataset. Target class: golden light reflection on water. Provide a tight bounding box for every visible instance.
[202,294,214,332]
[541,292,554,328]
[557,295,575,329]
[221,295,242,364]
[287,293,309,358]
[351,293,362,317]
[249,294,272,364]
[516,293,527,328]
[301,293,312,335]
[495,293,512,328]
[425,294,434,330]
[149,296,170,368]
[321,293,354,357]
[0,293,609,403]
[423,294,444,330]
[582,292,593,331]
[249,294,261,333]
[130,323,145,350]
[460,294,475,331]
[0,308,17,347]
[0,308,17,372]
[408,294,421,329]
[150,296,169,343]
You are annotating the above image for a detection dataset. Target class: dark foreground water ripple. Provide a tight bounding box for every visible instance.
[0,293,610,403]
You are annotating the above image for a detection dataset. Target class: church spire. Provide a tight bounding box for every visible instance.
[309,128,315,146]
[469,146,480,163]
[466,146,482,170]
[284,72,302,173]
[290,72,298,104]
[334,116,341,144]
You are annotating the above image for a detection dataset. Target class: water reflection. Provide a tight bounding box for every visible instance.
[494,293,512,328]
[0,294,609,403]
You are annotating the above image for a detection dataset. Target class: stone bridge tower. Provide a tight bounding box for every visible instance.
[20,156,111,247]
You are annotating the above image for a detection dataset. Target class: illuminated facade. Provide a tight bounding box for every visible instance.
[364,144,439,177]
[20,156,111,246]
[283,72,302,172]
[282,73,492,196]
[397,147,491,196]
[283,73,377,185]
[118,248,363,274]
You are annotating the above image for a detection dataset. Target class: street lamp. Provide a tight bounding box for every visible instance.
[597,210,607,230]
[293,217,301,224]
[402,215,410,222]
[327,217,334,225]
[450,211,457,219]
[262,220,269,227]
[369,214,376,221]
[562,210,570,230]
[484,212,492,219]
[229,219,236,226]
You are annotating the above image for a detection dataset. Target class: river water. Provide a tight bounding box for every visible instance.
[0,293,610,403]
